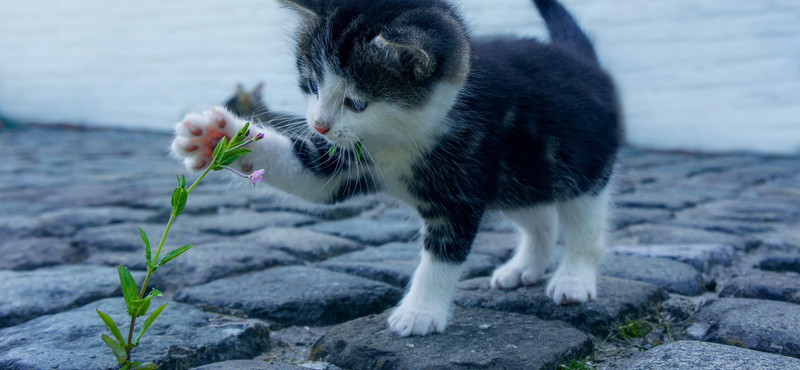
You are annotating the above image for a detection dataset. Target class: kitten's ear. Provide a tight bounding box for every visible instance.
[372,33,436,81]
[235,84,246,94]
[277,0,322,21]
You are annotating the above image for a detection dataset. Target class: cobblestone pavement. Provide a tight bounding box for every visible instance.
[2,126,800,370]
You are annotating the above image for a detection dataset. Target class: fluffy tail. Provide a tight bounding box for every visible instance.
[532,0,598,64]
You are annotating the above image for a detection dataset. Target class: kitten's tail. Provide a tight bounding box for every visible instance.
[531,0,598,64]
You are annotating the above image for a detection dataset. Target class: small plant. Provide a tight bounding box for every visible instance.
[328,141,364,162]
[96,123,263,369]
[559,360,594,370]
[618,319,653,340]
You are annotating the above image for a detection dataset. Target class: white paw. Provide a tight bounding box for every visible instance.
[171,107,244,171]
[387,305,448,337]
[490,261,544,289]
[546,269,597,304]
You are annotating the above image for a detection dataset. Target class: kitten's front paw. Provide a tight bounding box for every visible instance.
[490,260,544,289]
[388,305,448,337]
[171,107,242,171]
[546,269,596,304]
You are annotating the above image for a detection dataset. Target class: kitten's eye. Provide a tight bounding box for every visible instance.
[344,97,369,113]
[308,80,319,95]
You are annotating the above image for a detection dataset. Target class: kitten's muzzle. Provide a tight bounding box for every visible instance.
[313,120,331,135]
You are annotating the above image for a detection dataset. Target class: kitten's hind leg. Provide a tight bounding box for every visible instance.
[547,187,610,304]
[491,205,558,289]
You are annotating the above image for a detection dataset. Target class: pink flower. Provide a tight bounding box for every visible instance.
[249,169,265,186]
[254,133,265,141]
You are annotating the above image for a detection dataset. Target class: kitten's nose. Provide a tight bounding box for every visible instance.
[314,120,330,135]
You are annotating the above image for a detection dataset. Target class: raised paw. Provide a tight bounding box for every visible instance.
[387,305,448,337]
[171,107,243,171]
[490,260,545,290]
[546,269,597,305]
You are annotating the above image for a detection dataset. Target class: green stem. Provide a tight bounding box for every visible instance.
[127,165,214,364]
[186,165,214,194]
[126,316,135,362]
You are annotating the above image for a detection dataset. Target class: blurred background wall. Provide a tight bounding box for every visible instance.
[0,0,798,153]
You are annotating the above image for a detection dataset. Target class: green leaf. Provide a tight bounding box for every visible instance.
[354,141,363,162]
[143,288,163,300]
[96,309,125,346]
[131,297,151,318]
[117,265,138,315]
[231,122,250,146]
[156,244,194,268]
[219,148,251,167]
[136,362,159,370]
[180,175,186,189]
[170,187,188,217]
[211,136,227,164]
[130,288,163,317]
[134,303,167,346]
[102,334,128,365]
[139,228,151,266]
[328,145,336,157]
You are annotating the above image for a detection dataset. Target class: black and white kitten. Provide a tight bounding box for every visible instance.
[172,0,621,337]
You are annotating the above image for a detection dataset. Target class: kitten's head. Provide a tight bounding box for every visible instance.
[279,0,470,147]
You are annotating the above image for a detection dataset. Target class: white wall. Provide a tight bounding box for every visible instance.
[1,0,799,153]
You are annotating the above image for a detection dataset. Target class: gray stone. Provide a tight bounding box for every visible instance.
[174,266,402,328]
[304,218,419,245]
[37,207,158,236]
[760,253,800,273]
[83,250,151,271]
[128,192,252,214]
[660,296,698,321]
[183,210,317,236]
[598,254,704,295]
[720,271,800,304]
[191,361,306,370]
[617,341,800,370]
[310,307,593,370]
[615,191,705,211]
[694,298,800,358]
[0,265,143,329]
[238,227,365,262]
[364,203,419,223]
[85,241,301,290]
[257,325,330,364]
[151,242,300,290]
[0,215,43,238]
[251,194,381,220]
[73,223,217,253]
[472,232,518,261]
[479,211,518,233]
[0,298,270,370]
[454,276,668,336]
[679,199,800,224]
[611,208,673,230]
[756,226,800,252]
[0,237,84,270]
[607,244,737,271]
[613,225,752,251]
[671,219,776,237]
[318,242,498,288]
[695,160,800,188]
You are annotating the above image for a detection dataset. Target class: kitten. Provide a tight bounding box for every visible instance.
[172,0,621,337]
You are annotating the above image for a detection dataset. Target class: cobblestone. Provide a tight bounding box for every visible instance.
[3,126,800,368]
